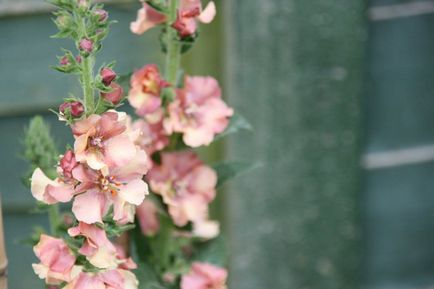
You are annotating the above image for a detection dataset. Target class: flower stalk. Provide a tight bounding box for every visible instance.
[165,0,181,92]
[81,55,95,114]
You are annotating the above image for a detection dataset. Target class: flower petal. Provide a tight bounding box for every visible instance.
[118,179,148,205]
[105,135,137,168]
[72,191,110,224]
[198,1,216,24]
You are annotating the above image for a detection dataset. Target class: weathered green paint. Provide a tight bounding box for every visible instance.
[363,8,434,289]
[0,3,163,288]
[224,1,366,288]
[0,4,162,116]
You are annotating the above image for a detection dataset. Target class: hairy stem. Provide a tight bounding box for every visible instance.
[165,0,181,92]
[48,205,60,236]
[82,56,95,115]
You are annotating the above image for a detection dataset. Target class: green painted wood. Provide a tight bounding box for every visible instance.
[370,0,427,6]
[363,9,434,289]
[224,1,366,289]
[0,3,162,116]
[3,213,48,289]
[0,3,163,288]
[365,14,434,153]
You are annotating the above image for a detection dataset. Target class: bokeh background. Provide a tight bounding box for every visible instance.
[1,0,434,288]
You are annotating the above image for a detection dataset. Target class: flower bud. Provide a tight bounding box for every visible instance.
[60,56,70,66]
[59,101,84,118]
[79,38,93,53]
[101,83,123,105]
[59,150,78,179]
[100,67,116,86]
[78,0,89,9]
[95,9,108,22]
[75,55,82,63]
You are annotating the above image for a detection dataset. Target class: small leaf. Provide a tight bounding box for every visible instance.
[193,236,227,267]
[213,161,260,188]
[136,262,168,289]
[214,113,253,141]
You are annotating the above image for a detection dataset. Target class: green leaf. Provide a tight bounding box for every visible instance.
[193,236,227,267]
[136,262,168,289]
[214,113,253,141]
[213,161,260,188]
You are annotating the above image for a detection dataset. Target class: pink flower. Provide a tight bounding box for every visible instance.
[172,0,216,37]
[100,67,117,86]
[32,234,78,285]
[101,83,123,105]
[31,168,76,205]
[59,101,85,118]
[71,150,149,224]
[79,38,93,53]
[131,118,169,155]
[128,64,168,123]
[64,269,138,289]
[115,245,137,270]
[136,199,160,236]
[72,111,136,170]
[68,222,118,269]
[181,262,227,289]
[164,76,233,147]
[147,151,217,229]
[130,3,166,35]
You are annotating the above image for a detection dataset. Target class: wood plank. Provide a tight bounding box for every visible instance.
[0,4,162,116]
[224,0,366,288]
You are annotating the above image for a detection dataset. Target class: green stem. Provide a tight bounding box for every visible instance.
[165,0,181,91]
[82,55,95,115]
[48,205,60,236]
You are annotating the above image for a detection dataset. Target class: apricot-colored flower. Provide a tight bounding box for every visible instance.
[64,269,138,289]
[68,222,118,269]
[71,151,149,224]
[131,118,169,155]
[32,235,79,285]
[130,2,166,35]
[136,199,160,236]
[128,64,168,123]
[172,0,216,37]
[165,76,233,147]
[147,151,218,237]
[31,168,76,205]
[72,111,136,171]
[181,262,227,289]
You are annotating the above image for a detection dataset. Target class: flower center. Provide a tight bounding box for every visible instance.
[90,137,103,148]
[99,175,121,196]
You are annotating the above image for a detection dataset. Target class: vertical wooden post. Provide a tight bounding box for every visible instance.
[0,198,7,289]
[224,1,367,289]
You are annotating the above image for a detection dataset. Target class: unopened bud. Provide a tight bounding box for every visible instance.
[59,101,84,117]
[100,67,117,86]
[60,56,70,66]
[59,150,77,179]
[101,83,123,105]
[95,9,108,22]
[79,38,93,53]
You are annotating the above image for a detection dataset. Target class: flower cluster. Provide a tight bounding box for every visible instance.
[27,0,235,288]
[28,1,148,289]
[128,65,233,148]
[126,0,231,286]
[31,110,149,288]
[131,0,216,38]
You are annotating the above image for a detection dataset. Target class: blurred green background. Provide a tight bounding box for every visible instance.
[2,0,434,288]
